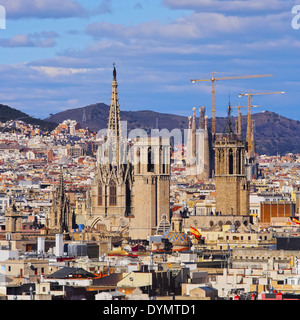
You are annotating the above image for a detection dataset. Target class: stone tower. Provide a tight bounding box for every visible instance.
[50,171,73,235]
[214,105,250,216]
[130,136,170,239]
[5,198,23,239]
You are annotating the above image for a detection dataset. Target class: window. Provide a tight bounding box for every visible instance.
[147,147,155,173]
[98,185,102,206]
[109,181,117,206]
[229,149,234,174]
[135,148,140,174]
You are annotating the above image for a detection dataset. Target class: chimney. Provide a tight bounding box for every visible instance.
[37,237,45,255]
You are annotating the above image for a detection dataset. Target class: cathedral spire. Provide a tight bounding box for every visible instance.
[107,65,122,165]
[108,64,121,136]
[224,98,233,134]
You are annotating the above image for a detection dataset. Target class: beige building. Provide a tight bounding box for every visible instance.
[0,259,52,283]
[199,228,275,250]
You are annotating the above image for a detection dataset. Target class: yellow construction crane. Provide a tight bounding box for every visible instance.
[190,72,273,136]
[238,89,285,154]
[232,103,261,135]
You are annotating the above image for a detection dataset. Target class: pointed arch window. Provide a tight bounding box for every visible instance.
[109,181,117,206]
[229,148,234,175]
[98,185,102,206]
[147,147,155,173]
[136,147,141,174]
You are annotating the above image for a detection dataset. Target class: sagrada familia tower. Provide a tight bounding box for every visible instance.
[186,106,211,181]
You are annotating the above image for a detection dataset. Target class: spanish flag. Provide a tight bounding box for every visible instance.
[291,217,300,225]
[190,226,201,240]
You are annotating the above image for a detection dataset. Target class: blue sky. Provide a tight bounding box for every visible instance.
[0,0,299,122]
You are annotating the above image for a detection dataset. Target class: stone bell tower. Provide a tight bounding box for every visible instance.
[214,104,250,216]
[5,198,23,240]
[129,136,170,239]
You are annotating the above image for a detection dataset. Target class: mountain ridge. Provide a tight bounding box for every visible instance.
[0,102,298,156]
[45,103,300,156]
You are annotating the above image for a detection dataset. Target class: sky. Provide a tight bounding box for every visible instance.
[0,0,299,122]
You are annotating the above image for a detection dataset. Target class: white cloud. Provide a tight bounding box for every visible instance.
[0,0,87,19]
[0,31,59,47]
[86,11,290,43]
[162,0,296,12]
[30,66,91,77]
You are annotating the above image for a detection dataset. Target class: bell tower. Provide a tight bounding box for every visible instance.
[5,198,23,240]
[130,136,170,239]
[214,104,250,216]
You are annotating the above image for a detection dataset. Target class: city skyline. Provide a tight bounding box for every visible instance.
[0,46,298,302]
[0,0,298,120]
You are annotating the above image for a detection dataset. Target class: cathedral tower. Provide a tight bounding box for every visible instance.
[214,105,250,216]
[5,198,23,240]
[130,136,170,239]
[88,67,170,239]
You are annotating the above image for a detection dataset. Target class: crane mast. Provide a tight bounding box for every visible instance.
[238,90,285,155]
[191,72,273,137]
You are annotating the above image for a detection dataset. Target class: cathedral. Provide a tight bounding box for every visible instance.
[86,67,171,240]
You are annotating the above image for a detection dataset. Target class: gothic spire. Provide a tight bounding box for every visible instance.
[107,65,122,165]
[224,97,233,134]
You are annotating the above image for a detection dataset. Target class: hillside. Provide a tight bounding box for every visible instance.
[45,103,300,156]
[45,103,188,133]
[0,104,57,132]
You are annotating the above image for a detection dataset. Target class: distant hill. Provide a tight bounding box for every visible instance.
[0,104,57,132]
[215,111,300,156]
[45,103,300,156]
[45,103,188,133]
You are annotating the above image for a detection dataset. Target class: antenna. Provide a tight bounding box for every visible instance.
[82,107,87,123]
